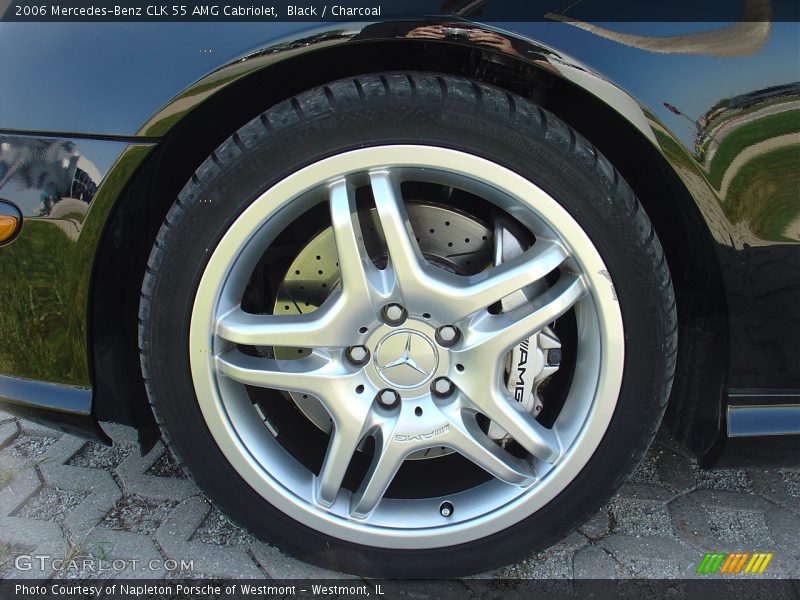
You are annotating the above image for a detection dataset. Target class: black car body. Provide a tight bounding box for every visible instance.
[0,1,798,576]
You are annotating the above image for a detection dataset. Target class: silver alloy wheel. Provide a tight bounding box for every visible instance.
[189,145,624,548]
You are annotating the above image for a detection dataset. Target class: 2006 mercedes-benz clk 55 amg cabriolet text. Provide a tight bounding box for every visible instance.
[0,0,798,577]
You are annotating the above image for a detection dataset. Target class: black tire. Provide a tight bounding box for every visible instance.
[139,72,677,577]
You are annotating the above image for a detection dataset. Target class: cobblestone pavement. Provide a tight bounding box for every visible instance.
[0,411,798,580]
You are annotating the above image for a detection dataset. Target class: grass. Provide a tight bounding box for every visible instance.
[0,145,152,388]
[0,220,86,384]
[707,109,800,189]
[722,144,800,241]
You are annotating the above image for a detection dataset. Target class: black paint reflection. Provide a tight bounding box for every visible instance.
[0,137,100,241]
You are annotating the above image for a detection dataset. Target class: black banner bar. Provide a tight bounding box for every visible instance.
[2,0,800,22]
[2,579,799,600]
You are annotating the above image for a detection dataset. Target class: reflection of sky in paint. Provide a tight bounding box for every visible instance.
[0,20,796,150]
[496,22,800,148]
[0,22,316,135]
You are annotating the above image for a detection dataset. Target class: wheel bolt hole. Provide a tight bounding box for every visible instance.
[422,313,431,319]
[456,364,465,372]
[359,326,368,334]
[355,385,365,394]
[415,406,423,417]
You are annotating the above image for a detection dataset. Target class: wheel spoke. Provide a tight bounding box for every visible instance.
[467,388,561,463]
[370,170,568,322]
[315,408,374,508]
[216,348,346,398]
[447,239,568,321]
[216,300,352,349]
[369,171,427,294]
[329,179,389,306]
[441,400,537,485]
[467,273,587,356]
[350,423,407,518]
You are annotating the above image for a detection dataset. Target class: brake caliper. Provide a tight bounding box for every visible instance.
[487,226,562,442]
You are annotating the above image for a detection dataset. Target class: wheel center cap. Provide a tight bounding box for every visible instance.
[374,330,438,389]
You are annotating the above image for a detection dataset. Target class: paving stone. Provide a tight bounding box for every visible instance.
[0,542,33,578]
[156,496,263,578]
[0,421,18,448]
[747,467,800,517]
[250,541,360,579]
[0,517,69,579]
[116,440,197,502]
[656,448,698,494]
[36,435,124,537]
[495,531,587,579]
[101,495,178,535]
[191,507,253,547]
[628,447,663,485]
[578,509,610,540]
[100,423,139,445]
[0,420,795,580]
[0,454,41,516]
[597,534,699,579]
[608,497,675,538]
[573,544,622,578]
[669,496,713,550]
[706,507,774,546]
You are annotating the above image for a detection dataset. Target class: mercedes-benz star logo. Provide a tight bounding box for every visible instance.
[374,331,438,388]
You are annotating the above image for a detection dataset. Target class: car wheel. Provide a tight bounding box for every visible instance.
[139,72,677,577]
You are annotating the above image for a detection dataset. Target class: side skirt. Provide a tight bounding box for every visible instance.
[0,375,110,444]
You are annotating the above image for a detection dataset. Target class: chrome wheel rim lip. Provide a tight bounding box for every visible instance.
[189,145,624,549]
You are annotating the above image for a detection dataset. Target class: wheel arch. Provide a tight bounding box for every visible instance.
[89,36,728,456]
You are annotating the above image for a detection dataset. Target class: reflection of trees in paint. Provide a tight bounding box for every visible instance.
[694,82,800,163]
[0,138,98,217]
[724,145,800,242]
[672,81,800,242]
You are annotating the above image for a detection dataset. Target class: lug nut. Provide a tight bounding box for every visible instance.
[377,389,400,408]
[435,325,460,347]
[439,501,454,518]
[346,345,370,365]
[431,377,454,397]
[381,303,407,326]
[547,348,562,366]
